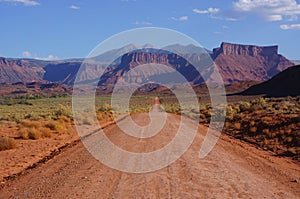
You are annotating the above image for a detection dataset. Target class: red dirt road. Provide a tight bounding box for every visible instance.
[1,112,299,198]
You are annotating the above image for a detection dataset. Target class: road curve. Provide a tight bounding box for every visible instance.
[1,112,300,198]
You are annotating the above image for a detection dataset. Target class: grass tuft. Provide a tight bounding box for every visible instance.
[28,128,42,140]
[0,136,16,151]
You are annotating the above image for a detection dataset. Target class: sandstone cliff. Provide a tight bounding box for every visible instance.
[212,42,294,84]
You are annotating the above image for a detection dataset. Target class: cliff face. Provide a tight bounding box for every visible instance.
[0,57,44,83]
[98,51,203,86]
[43,62,81,86]
[212,42,294,84]
[98,43,294,86]
[0,43,295,87]
[213,42,278,57]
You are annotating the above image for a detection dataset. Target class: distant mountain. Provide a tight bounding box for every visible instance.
[163,44,210,54]
[97,42,294,87]
[43,62,81,85]
[0,57,45,83]
[92,44,138,64]
[293,60,300,65]
[0,43,295,88]
[98,50,204,86]
[240,65,300,97]
[212,42,294,84]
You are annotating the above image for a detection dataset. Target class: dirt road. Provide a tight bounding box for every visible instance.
[1,110,300,198]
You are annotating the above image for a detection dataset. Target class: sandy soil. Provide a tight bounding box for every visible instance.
[0,120,115,181]
[0,112,299,198]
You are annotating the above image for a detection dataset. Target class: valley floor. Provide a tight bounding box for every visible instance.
[0,113,299,198]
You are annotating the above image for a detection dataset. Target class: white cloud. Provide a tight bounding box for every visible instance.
[193,8,220,14]
[233,0,300,21]
[213,31,222,34]
[21,51,58,60]
[266,14,283,21]
[0,0,39,6]
[70,5,80,10]
[280,23,300,30]
[134,21,152,25]
[171,16,189,21]
[35,55,58,61]
[22,51,31,57]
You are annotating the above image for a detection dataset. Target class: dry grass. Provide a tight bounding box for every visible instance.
[82,117,95,125]
[40,127,52,138]
[221,97,300,160]
[20,120,41,129]
[0,136,16,151]
[18,128,29,139]
[28,128,42,140]
[45,121,59,131]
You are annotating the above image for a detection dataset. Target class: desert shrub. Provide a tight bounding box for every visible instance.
[252,97,266,106]
[249,104,264,112]
[40,127,52,138]
[28,128,41,140]
[82,117,94,125]
[285,137,293,143]
[17,99,33,105]
[226,105,238,119]
[53,104,72,120]
[279,129,285,135]
[99,103,112,112]
[234,122,241,130]
[249,126,257,133]
[285,128,292,134]
[212,108,226,122]
[58,115,71,123]
[262,128,270,135]
[74,114,84,125]
[239,102,251,112]
[0,136,16,151]
[45,121,61,131]
[97,112,106,121]
[263,138,269,146]
[163,104,181,114]
[97,111,114,121]
[19,128,29,139]
[224,122,231,129]
[250,120,255,126]
[201,108,211,118]
[45,122,55,130]
[271,138,280,152]
[20,120,41,129]
[267,132,277,139]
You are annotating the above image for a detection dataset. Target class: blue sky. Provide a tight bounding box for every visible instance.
[0,0,299,60]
